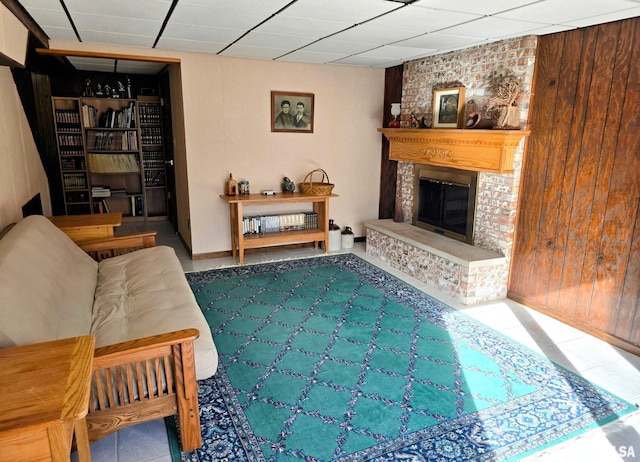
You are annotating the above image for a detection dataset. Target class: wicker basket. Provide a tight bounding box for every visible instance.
[299,169,334,195]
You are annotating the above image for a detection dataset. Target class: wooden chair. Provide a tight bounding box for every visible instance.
[77,232,202,451]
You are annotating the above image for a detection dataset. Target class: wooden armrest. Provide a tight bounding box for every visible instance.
[93,328,199,362]
[79,231,157,253]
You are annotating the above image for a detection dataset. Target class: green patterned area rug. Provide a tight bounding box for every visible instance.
[168,254,636,461]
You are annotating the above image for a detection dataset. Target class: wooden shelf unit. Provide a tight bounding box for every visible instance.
[138,96,168,218]
[220,192,338,264]
[53,96,169,220]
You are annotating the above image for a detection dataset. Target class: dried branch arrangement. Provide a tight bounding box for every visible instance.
[486,76,523,110]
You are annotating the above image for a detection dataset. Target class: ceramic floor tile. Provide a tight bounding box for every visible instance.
[116,418,170,461]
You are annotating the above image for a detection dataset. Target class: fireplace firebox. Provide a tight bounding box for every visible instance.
[413,165,477,244]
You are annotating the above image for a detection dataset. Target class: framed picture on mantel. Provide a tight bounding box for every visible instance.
[432,86,466,128]
[271,91,314,133]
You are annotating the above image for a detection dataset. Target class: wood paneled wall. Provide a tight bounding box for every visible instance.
[509,18,640,352]
[378,65,403,219]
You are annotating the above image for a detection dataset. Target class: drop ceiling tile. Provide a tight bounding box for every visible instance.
[251,14,352,38]
[362,5,482,35]
[234,31,314,49]
[355,45,437,60]
[332,55,405,67]
[115,61,167,74]
[155,37,228,54]
[38,26,79,42]
[277,50,349,64]
[395,33,487,49]
[564,7,640,27]
[168,0,290,29]
[67,56,116,72]
[18,6,70,29]
[279,0,399,23]
[161,23,244,43]
[303,38,380,55]
[495,0,640,25]
[63,0,172,20]
[79,30,156,48]
[220,44,290,60]
[73,14,163,38]
[441,16,548,39]
[412,0,545,16]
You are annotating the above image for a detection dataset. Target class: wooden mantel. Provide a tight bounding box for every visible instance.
[378,128,529,173]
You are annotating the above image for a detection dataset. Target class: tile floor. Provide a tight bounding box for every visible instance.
[81,220,640,462]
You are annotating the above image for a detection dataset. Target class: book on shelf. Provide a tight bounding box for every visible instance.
[88,153,140,173]
[242,212,317,235]
[91,186,111,197]
[90,102,136,129]
[93,199,110,214]
[131,195,144,216]
[63,172,87,190]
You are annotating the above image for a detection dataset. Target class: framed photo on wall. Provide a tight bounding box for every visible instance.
[432,87,466,128]
[271,91,314,133]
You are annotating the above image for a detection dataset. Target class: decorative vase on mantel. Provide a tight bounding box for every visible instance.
[389,103,401,128]
[393,174,404,222]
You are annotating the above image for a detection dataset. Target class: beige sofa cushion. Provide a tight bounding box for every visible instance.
[92,246,218,380]
[0,215,98,348]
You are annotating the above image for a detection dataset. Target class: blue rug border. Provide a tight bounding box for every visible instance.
[174,253,638,462]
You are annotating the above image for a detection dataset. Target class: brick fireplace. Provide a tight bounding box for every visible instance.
[366,132,527,304]
[366,36,537,304]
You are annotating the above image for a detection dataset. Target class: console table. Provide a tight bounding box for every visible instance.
[0,335,95,461]
[49,212,122,243]
[220,193,338,264]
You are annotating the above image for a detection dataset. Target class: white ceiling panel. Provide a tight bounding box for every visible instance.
[115,60,167,74]
[18,0,640,71]
[155,37,228,54]
[355,45,437,60]
[19,6,71,29]
[168,0,291,29]
[73,14,164,38]
[67,56,117,73]
[63,0,172,19]
[161,23,244,44]
[564,7,640,27]
[442,17,549,39]
[219,45,291,60]
[280,0,400,23]
[395,33,489,50]
[251,15,352,39]
[303,38,381,55]
[412,0,545,16]
[79,30,157,48]
[362,5,482,35]
[495,0,640,25]
[233,32,315,50]
[278,50,349,64]
[333,55,405,67]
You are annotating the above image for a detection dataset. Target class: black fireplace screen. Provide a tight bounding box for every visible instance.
[413,166,477,244]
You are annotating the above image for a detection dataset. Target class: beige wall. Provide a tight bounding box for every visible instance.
[49,41,385,256]
[179,54,384,255]
[0,67,51,230]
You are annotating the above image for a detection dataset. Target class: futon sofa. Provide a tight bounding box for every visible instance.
[0,215,218,451]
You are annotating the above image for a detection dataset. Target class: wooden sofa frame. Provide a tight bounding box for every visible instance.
[77,232,202,451]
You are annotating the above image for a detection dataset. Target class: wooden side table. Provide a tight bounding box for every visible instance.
[220,193,338,264]
[0,336,95,461]
[49,212,122,244]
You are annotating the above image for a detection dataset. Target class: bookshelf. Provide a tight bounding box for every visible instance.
[53,96,169,220]
[53,97,90,215]
[138,96,168,218]
[219,193,338,264]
